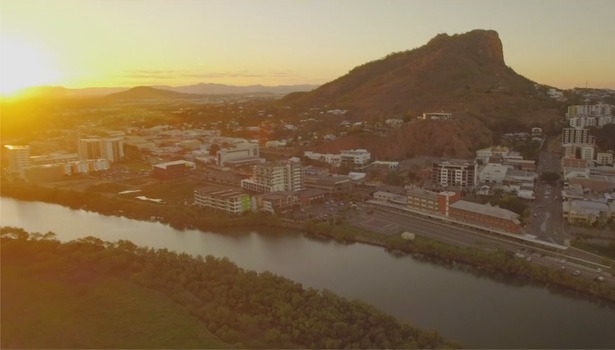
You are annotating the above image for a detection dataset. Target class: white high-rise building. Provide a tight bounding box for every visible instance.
[4,145,30,178]
[241,159,303,193]
[561,128,592,145]
[78,139,103,160]
[79,137,124,163]
[101,137,124,163]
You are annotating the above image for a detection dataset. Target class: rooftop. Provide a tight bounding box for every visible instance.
[450,200,519,221]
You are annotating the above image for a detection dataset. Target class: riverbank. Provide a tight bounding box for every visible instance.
[2,227,451,349]
[2,179,615,304]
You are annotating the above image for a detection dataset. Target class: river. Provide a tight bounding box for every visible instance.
[2,197,615,348]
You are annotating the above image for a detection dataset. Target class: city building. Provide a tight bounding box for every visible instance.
[561,128,593,145]
[580,145,595,162]
[78,137,124,163]
[241,159,303,193]
[4,145,30,178]
[303,174,352,195]
[194,187,251,215]
[531,127,543,137]
[340,149,371,168]
[431,159,477,189]
[597,152,614,166]
[405,187,461,216]
[421,112,452,120]
[303,151,342,167]
[478,163,509,184]
[253,192,299,213]
[217,142,260,166]
[152,160,196,180]
[449,200,521,233]
[566,103,614,118]
[563,200,611,225]
[78,138,103,160]
[101,137,125,163]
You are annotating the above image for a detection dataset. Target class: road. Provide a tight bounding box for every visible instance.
[528,151,566,244]
[346,204,614,286]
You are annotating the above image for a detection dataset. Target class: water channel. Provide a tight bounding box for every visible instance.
[2,197,615,348]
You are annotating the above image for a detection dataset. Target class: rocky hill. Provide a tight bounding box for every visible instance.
[284,29,564,159]
[284,29,560,126]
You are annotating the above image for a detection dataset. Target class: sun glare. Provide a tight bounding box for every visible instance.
[0,36,62,96]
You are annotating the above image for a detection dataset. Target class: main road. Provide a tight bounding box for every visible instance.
[347,204,614,286]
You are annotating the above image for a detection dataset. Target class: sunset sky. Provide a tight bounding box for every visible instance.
[1,0,614,95]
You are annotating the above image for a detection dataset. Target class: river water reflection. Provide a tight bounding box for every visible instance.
[2,197,615,348]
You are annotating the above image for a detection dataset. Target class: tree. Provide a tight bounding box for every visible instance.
[540,171,561,184]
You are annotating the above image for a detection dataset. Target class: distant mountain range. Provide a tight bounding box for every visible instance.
[105,86,203,100]
[153,83,317,95]
[17,83,318,99]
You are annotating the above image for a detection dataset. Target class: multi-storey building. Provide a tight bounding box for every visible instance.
[431,159,477,189]
[580,145,595,162]
[566,103,614,118]
[405,187,461,216]
[303,174,352,195]
[253,192,299,213]
[78,137,124,163]
[340,149,371,168]
[217,142,260,166]
[194,187,251,215]
[241,159,303,193]
[597,152,614,166]
[101,137,125,163]
[78,138,103,160]
[4,145,30,178]
[561,128,593,145]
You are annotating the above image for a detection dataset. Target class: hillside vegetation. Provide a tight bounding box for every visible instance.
[1,227,452,349]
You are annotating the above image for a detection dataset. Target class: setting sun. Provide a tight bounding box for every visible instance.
[0,36,62,96]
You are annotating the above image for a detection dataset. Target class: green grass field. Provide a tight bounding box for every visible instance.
[2,263,229,349]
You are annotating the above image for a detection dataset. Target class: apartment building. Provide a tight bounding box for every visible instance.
[253,192,299,213]
[101,137,125,163]
[78,137,124,163]
[4,145,31,178]
[340,149,371,168]
[561,128,593,145]
[431,159,477,188]
[194,187,251,215]
[241,160,303,193]
[597,152,614,166]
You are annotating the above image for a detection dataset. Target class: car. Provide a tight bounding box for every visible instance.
[533,213,538,217]
[573,270,580,276]
[560,258,566,263]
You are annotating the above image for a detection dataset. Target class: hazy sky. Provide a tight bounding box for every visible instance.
[1,0,614,93]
